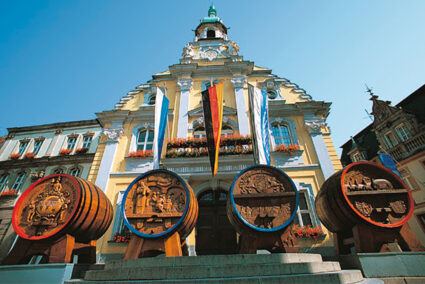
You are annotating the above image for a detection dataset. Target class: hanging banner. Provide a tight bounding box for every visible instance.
[201,82,224,176]
[153,87,169,169]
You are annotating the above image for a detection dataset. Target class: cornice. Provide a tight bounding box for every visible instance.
[96,110,131,126]
[269,101,331,118]
[0,154,95,170]
[7,119,100,135]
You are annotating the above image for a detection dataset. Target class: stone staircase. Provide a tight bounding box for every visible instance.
[66,253,382,283]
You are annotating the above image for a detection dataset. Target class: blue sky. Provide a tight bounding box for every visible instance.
[1,1,424,155]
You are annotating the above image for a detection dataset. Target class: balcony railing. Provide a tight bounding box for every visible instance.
[388,131,425,161]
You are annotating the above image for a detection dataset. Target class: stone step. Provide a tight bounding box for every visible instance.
[85,261,342,281]
[104,253,323,270]
[67,270,366,284]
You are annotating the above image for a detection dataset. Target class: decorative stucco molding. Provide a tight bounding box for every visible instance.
[177,78,193,91]
[230,76,247,89]
[305,119,327,134]
[102,127,124,142]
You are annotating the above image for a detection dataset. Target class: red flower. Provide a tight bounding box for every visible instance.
[128,150,153,158]
[9,153,21,160]
[60,149,72,156]
[0,189,19,198]
[24,152,35,159]
[75,147,89,154]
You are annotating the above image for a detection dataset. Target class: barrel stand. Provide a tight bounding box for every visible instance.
[124,232,184,259]
[2,234,97,265]
[334,223,425,255]
[239,228,301,254]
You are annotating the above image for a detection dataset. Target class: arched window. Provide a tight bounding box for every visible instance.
[207,30,216,39]
[271,123,292,146]
[0,174,9,192]
[53,168,64,174]
[69,167,81,177]
[194,127,206,138]
[137,129,154,151]
[202,80,220,91]
[267,91,277,100]
[221,125,233,137]
[148,95,156,105]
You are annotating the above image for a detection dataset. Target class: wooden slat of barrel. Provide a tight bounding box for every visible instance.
[315,161,414,232]
[227,165,299,235]
[12,174,113,242]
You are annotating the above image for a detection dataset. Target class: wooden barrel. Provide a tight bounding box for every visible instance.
[122,169,198,240]
[227,165,299,234]
[315,161,414,233]
[12,174,113,242]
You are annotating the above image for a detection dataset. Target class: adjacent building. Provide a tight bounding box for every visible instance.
[89,6,342,261]
[0,119,102,259]
[340,85,425,245]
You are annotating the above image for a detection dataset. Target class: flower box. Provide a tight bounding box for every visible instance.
[275,143,301,154]
[0,189,19,198]
[111,232,131,243]
[60,149,72,156]
[291,225,326,240]
[75,147,89,154]
[165,145,253,158]
[24,152,36,160]
[9,153,21,160]
[128,150,153,158]
[167,135,252,150]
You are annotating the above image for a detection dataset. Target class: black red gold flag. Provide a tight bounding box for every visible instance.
[201,82,224,176]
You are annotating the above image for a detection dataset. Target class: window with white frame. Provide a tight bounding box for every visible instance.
[148,95,156,105]
[137,129,154,151]
[11,173,26,190]
[82,136,92,149]
[193,127,206,138]
[399,169,418,191]
[395,124,412,142]
[33,140,43,155]
[383,132,395,148]
[351,151,366,163]
[18,141,29,155]
[53,168,64,174]
[0,174,9,192]
[66,137,77,150]
[69,167,81,177]
[221,125,233,137]
[271,123,292,146]
[294,191,316,227]
[111,191,129,239]
[202,80,220,91]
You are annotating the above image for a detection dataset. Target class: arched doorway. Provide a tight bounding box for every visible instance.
[195,189,238,255]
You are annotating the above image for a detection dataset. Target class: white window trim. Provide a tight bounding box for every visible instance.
[271,123,293,146]
[11,173,26,190]
[295,189,318,227]
[136,129,154,151]
[82,135,93,149]
[395,124,411,142]
[69,167,81,177]
[0,174,9,192]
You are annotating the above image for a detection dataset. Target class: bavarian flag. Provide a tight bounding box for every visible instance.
[201,82,224,176]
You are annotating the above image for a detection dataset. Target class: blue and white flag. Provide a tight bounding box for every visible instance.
[153,87,169,169]
[248,84,271,165]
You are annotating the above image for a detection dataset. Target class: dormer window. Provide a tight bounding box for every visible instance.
[395,124,411,142]
[18,141,29,155]
[82,136,93,149]
[207,29,216,39]
[66,137,77,150]
[148,95,156,105]
[33,139,44,155]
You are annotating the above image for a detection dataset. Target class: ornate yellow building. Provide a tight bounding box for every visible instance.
[89,6,342,260]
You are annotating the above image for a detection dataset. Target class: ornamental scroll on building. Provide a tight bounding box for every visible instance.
[88,5,342,260]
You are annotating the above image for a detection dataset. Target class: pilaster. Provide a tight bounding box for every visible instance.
[177,78,193,138]
[231,76,250,136]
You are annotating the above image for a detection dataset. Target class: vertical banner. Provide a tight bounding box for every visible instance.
[201,82,224,176]
[248,84,271,165]
[153,87,169,169]
[379,153,402,178]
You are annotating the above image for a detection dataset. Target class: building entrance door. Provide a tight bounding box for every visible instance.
[195,190,238,255]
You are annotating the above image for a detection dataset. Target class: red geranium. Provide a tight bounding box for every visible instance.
[128,150,153,158]
[60,149,72,156]
[0,189,19,198]
[9,153,21,160]
[24,152,35,159]
[75,147,89,154]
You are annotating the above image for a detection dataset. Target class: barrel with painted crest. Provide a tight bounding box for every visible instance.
[122,169,198,240]
[12,174,113,242]
[227,165,299,235]
[315,161,414,232]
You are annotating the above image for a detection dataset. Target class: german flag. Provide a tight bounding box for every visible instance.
[201,82,224,176]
